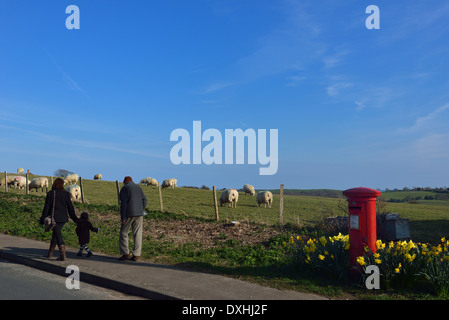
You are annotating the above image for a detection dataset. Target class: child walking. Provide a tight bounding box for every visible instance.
[76,211,99,257]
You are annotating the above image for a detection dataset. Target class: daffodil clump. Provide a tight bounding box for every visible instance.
[294,233,350,280]
[358,238,449,296]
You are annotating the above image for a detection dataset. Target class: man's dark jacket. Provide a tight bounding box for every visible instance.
[120,181,147,221]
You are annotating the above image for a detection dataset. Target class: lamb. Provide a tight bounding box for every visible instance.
[17,168,24,174]
[65,184,81,202]
[94,174,103,180]
[28,177,49,193]
[64,173,79,185]
[257,191,273,208]
[243,184,255,196]
[161,178,177,189]
[140,177,158,186]
[13,176,30,189]
[219,188,239,208]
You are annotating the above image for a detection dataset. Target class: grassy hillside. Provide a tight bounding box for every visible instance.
[2,173,449,244]
[5,174,341,228]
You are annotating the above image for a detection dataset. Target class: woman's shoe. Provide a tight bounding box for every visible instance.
[57,245,66,261]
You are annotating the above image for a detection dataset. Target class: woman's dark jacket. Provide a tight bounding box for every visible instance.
[76,219,98,245]
[40,189,78,224]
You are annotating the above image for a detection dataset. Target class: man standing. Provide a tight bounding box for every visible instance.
[118,176,147,261]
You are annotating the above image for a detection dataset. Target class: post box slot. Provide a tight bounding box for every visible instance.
[349,206,362,210]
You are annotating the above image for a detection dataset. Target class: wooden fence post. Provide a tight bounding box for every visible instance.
[280,184,284,226]
[116,180,121,205]
[158,183,164,212]
[79,177,85,204]
[4,171,7,193]
[26,173,29,195]
[213,186,219,221]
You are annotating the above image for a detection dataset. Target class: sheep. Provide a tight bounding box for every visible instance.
[28,177,48,193]
[17,168,24,175]
[140,177,158,186]
[13,176,30,189]
[64,173,79,185]
[0,176,16,188]
[257,191,273,208]
[219,188,239,208]
[161,178,177,189]
[94,173,103,180]
[243,184,255,196]
[65,184,81,202]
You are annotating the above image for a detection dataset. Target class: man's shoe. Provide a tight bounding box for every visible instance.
[118,254,130,261]
[130,255,139,261]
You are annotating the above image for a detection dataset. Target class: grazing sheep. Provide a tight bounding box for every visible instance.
[257,191,273,208]
[94,174,103,180]
[161,178,177,189]
[65,184,81,202]
[13,176,30,189]
[0,176,16,188]
[64,173,79,185]
[243,184,255,196]
[17,168,24,175]
[29,177,49,193]
[219,188,239,208]
[140,177,158,186]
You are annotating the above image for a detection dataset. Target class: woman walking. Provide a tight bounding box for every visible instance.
[40,178,78,261]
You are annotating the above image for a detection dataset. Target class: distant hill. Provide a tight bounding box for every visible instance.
[268,189,343,198]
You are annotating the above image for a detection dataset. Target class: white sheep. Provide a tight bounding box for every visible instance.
[257,191,273,208]
[140,177,158,186]
[29,177,49,193]
[219,188,239,208]
[64,173,79,185]
[94,173,103,180]
[13,176,30,189]
[17,168,24,175]
[243,184,255,196]
[65,184,81,202]
[161,178,177,189]
[0,176,14,187]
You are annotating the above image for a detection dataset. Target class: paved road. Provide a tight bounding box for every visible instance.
[0,258,146,300]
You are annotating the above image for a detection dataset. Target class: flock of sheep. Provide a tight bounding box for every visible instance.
[2,169,274,209]
[218,184,273,209]
[0,170,89,203]
[138,177,273,209]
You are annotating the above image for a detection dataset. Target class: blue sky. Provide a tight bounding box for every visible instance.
[1,0,449,190]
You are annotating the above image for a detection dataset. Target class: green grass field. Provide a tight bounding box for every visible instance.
[3,173,449,244]
[3,173,449,298]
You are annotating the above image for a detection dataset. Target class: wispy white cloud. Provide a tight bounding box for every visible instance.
[194,1,323,94]
[285,75,306,87]
[410,133,449,159]
[397,103,449,134]
[322,49,350,69]
[194,82,235,95]
[326,81,353,97]
[47,53,90,99]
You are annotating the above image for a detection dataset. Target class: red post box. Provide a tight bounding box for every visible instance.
[343,187,381,270]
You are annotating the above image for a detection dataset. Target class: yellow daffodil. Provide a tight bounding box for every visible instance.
[356,256,365,266]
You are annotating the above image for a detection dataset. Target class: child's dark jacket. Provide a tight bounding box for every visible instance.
[76,220,99,245]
